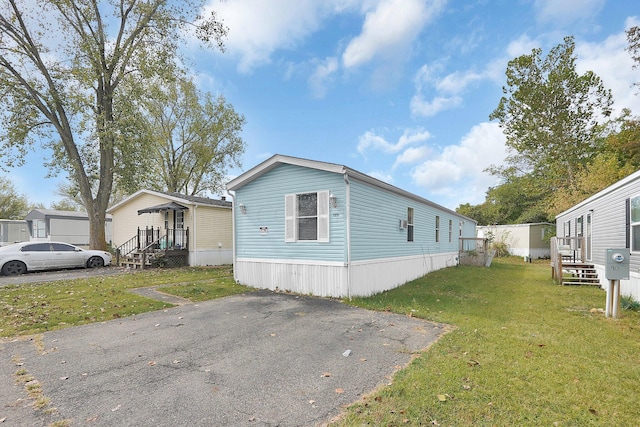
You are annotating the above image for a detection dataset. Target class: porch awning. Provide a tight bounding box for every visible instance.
[137,202,189,215]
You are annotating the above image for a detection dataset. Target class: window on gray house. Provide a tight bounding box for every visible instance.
[435,215,440,243]
[631,195,640,251]
[407,207,414,242]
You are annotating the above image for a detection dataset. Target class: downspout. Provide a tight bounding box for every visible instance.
[229,191,238,283]
[192,205,197,266]
[344,172,352,299]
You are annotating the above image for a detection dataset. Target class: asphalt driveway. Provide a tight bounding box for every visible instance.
[0,266,126,287]
[0,290,448,426]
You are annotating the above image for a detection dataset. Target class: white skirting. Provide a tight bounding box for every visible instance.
[509,248,550,259]
[235,252,459,298]
[189,249,233,266]
[593,265,640,302]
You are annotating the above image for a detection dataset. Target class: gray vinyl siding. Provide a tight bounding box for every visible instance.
[234,164,346,261]
[556,171,640,272]
[349,178,466,261]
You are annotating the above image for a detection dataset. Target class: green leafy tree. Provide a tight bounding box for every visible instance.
[0,1,227,249]
[490,36,613,207]
[548,114,640,216]
[457,174,549,225]
[132,77,246,196]
[0,177,30,219]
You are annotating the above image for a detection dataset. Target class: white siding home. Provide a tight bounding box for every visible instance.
[0,220,29,246]
[555,169,640,300]
[24,209,113,247]
[477,223,553,259]
[226,155,477,298]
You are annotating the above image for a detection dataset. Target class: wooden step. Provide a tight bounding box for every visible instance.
[560,263,599,286]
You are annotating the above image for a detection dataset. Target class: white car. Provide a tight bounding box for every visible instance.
[0,241,112,276]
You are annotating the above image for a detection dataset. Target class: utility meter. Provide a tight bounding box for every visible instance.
[605,248,630,280]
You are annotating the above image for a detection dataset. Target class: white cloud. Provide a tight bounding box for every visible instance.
[207,0,336,73]
[357,128,431,155]
[308,57,339,98]
[410,60,492,117]
[342,0,447,69]
[411,122,507,206]
[393,146,430,169]
[534,0,605,25]
[576,17,640,117]
[410,94,462,117]
[505,34,540,58]
[368,170,394,183]
[436,70,484,94]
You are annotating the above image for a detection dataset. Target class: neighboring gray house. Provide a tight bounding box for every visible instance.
[227,154,477,298]
[555,169,640,300]
[0,219,29,246]
[477,223,552,259]
[24,209,113,247]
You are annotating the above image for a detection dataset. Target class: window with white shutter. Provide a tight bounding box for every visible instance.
[284,190,330,242]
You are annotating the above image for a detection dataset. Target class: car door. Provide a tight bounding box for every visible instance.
[19,243,54,270]
[51,243,83,268]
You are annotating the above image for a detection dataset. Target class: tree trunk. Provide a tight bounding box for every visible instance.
[88,205,107,250]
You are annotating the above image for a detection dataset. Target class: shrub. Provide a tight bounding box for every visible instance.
[621,294,640,312]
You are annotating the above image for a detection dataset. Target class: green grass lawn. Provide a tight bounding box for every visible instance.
[0,266,243,337]
[339,258,640,426]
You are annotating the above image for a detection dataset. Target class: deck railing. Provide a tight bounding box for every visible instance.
[115,227,189,266]
[550,236,586,282]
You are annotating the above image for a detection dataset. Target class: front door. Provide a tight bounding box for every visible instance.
[586,212,592,261]
[175,210,185,248]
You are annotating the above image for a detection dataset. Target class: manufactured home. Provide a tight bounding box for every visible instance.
[477,223,552,259]
[227,155,477,298]
[24,209,112,247]
[0,219,29,246]
[554,169,640,300]
[107,190,232,267]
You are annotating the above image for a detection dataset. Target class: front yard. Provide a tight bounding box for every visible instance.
[340,258,640,426]
[1,260,639,425]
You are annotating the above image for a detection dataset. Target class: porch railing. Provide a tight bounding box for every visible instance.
[550,236,586,282]
[115,227,189,265]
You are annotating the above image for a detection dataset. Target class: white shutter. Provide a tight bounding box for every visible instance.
[285,194,296,242]
[317,190,330,242]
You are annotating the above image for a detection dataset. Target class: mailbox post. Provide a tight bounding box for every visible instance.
[605,249,630,318]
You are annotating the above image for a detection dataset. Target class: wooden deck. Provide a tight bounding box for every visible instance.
[550,237,600,286]
[116,227,189,269]
[560,262,599,286]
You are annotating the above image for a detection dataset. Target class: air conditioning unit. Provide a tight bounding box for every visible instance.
[399,219,408,230]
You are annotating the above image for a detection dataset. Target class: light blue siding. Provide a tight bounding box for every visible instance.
[349,178,469,261]
[234,164,346,261]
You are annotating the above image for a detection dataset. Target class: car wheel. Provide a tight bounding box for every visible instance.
[2,261,27,276]
[87,256,104,268]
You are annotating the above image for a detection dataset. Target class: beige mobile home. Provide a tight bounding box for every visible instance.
[108,190,232,267]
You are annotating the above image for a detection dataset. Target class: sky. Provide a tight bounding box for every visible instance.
[4,0,640,211]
